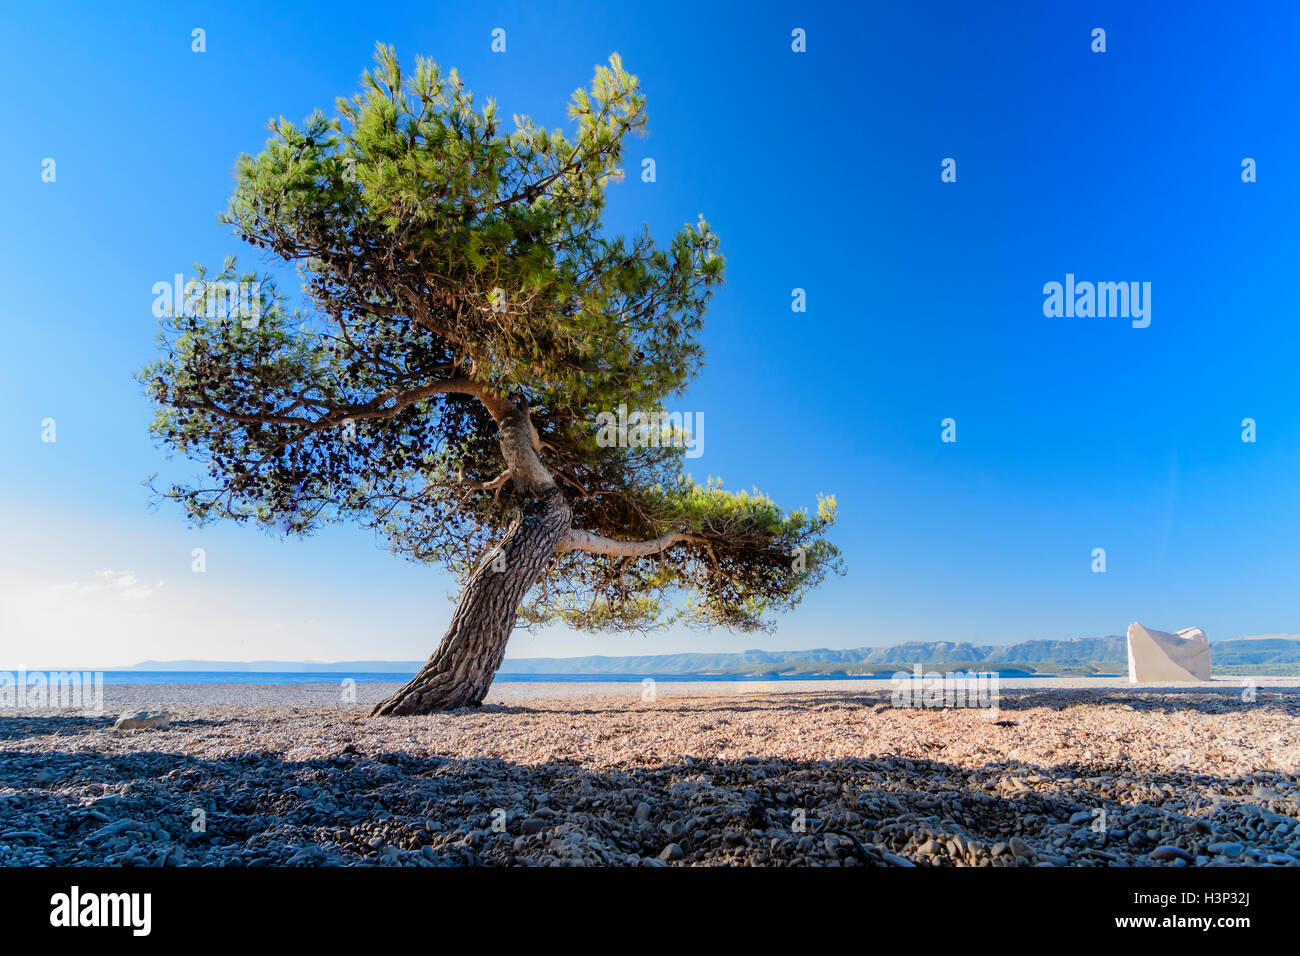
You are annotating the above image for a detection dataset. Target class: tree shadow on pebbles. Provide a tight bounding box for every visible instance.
[1,738,1296,867]
[0,714,222,742]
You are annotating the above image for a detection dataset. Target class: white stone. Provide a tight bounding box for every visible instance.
[113,710,170,731]
[1126,623,1211,682]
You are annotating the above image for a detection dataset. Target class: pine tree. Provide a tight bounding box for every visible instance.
[141,45,842,714]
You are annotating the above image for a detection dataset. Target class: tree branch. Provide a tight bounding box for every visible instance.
[559,528,700,557]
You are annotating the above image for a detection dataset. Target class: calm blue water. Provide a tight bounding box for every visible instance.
[91,671,918,686]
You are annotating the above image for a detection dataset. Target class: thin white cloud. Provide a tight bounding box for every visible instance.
[52,569,165,601]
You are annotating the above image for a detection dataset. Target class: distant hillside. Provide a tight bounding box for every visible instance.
[495,636,1131,676]
[1205,637,1300,675]
[113,633,1300,677]
[1215,633,1300,642]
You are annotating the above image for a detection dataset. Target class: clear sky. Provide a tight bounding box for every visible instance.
[2,1,1299,668]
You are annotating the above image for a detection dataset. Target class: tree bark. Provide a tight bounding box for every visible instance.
[371,486,572,715]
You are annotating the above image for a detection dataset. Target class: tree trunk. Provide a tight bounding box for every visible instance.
[371,487,571,715]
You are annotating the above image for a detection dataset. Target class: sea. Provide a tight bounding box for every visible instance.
[93,671,916,686]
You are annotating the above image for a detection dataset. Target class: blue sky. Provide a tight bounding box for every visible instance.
[2,1,1298,667]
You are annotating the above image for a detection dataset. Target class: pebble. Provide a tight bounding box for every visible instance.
[1207,842,1245,858]
[286,846,321,864]
[661,820,691,840]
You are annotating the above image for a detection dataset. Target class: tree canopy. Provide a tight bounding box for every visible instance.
[142,44,841,636]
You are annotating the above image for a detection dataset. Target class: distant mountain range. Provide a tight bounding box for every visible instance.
[111,633,1300,677]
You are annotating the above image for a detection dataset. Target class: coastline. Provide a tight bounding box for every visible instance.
[20,674,1299,708]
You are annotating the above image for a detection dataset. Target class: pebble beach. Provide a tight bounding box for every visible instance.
[2,679,1299,867]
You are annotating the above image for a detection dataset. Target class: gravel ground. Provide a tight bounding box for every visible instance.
[2,681,1298,867]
